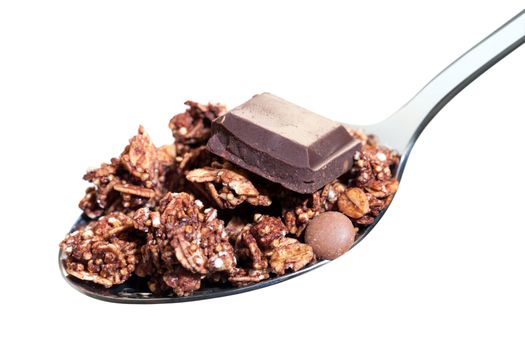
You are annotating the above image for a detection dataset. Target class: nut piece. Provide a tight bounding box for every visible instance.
[268,238,314,275]
[114,183,156,198]
[337,187,370,219]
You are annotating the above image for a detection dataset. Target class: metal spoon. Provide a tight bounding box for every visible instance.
[59,10,525,303]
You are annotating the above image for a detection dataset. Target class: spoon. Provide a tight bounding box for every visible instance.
[59,10,525,303]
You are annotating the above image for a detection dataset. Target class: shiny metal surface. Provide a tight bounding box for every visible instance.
[363,10,525,180]
[59,10,525,303]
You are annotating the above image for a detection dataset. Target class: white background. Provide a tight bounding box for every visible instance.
[1,1,524,349]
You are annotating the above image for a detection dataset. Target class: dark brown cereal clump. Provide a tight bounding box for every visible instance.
[60,212,139,287]
[169,100,227,146]
[60,99,399,295]
[78,126,177,219]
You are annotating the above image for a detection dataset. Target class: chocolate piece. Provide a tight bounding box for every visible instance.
[207,93,361,193]
[304,211,356,260]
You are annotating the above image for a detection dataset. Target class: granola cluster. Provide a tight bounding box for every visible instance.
[60,100,400,296]
[79,126,176,219]
[169,100,227,145]
[60,212,139,287]
[134,192,236,295]
[186,163,272,209]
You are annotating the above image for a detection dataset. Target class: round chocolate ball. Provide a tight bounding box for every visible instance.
[305,211,356,260]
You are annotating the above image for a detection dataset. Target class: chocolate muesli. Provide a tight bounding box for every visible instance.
[60,97,400,297]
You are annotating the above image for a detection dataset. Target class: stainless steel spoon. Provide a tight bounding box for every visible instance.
[59,10,525,303]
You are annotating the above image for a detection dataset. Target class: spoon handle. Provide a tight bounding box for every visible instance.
[366,9,525,170]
